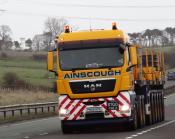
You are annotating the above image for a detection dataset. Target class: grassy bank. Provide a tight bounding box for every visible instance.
[0,90,58,106]
[0,51,55,88]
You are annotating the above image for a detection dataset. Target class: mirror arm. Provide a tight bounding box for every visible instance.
[126,43,131,47]
[126,65,135,72]
[49,70,58,76]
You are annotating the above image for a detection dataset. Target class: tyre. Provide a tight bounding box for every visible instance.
[150,93,155,124]
[161,91,165,121]
[129,106,138,130]
[61,121,72,134]
[141,95,146,127]
[159,92,163,121]
[156,93,160,123]
[153,93,158,123]
[146,93,152,125]
[157,93,162,122]
[156,93,160,122]
[137,95,145,128]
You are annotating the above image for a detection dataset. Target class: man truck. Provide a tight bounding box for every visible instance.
[47,23,165,133]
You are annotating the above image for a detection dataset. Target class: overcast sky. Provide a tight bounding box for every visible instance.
[0,0,175,41]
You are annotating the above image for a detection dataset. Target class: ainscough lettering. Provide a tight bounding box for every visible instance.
[64,70,120,79]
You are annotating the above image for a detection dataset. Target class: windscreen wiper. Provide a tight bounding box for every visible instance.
[71,68,86,72]
[98,66,114,70]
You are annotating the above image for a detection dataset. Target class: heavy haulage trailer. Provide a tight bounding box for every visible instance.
[47,23,165,133]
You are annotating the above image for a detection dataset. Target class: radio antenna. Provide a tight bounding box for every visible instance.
[89,17,92,31]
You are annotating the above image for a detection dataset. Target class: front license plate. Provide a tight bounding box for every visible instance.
[107,101,118,110]
[86,107,102,113]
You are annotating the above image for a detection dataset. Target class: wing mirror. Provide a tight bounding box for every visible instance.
[129,46,137,66]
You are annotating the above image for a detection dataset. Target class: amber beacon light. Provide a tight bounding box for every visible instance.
[64,25,70,33]
[112,22,117,30]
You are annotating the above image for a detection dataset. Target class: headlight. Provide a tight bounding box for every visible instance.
[59,109,68,117]
[120,105,130,112]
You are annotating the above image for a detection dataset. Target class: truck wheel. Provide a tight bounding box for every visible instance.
[146,94,152,125]
[161,91,165,121]
[156,93,160,122]
[141,95,146,127]
[153,94,157,123]
[129,105,138,130]
[150,93,155,124]
[155,93,160,123]
[159,93,163,121]
[157,93,162,122]
[137,95,145,128]
[61,121,72,134]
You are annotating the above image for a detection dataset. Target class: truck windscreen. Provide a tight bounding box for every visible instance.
[59,46,124,71]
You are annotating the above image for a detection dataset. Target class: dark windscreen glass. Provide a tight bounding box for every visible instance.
[59,47,124,70]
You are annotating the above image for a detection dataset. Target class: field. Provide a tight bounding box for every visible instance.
[0,51,55,88]
[0,51,58,106]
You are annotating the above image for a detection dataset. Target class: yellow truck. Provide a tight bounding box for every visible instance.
[47,23,165,133]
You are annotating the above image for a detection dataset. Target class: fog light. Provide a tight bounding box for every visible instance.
[120,105,130,112]
[59,109,68,117]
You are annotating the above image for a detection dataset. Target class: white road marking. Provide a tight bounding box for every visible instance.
[125,119,175,139]
[39,132,48,136]
[126,137,133,139]
[24,136,29,139]
[137,132,143,135]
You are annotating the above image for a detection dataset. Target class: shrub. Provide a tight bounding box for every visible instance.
[1,72,28,89]
[32,54,47,61]
[0,52,8,59]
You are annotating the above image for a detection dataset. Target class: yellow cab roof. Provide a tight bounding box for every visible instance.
[58,29,129,43]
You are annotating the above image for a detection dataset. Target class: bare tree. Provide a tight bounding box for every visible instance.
[0,25,12,50]
[44,17,68,40]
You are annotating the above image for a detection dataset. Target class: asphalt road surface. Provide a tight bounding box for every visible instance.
[0,93,175,139]
[165,78,175,88]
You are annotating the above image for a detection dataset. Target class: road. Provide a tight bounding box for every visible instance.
[0,92,175,139]
[165,79,175,88]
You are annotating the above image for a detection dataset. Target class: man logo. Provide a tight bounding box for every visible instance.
[90,84,95,92]
[84,83,102,92]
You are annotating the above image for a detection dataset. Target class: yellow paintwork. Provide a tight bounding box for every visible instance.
[55,45,133,99]
[134,47,165,82]
[129,46,137,65]
[47,52,54,71]
[57,30,129,43]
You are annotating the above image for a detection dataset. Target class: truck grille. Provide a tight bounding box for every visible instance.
[69,78,116,94]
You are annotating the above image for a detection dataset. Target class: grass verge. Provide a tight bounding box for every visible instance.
[0,90,58,106]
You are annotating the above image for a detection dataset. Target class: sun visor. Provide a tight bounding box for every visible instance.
[58,38,124,50]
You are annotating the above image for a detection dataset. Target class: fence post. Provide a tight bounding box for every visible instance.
[35,108,37,114]
[12,110,15,117]
[41,107,44,113]
[20,109,23,116]
[28,108,30,115]
[53,106,55,112]
[4,111,6,119]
